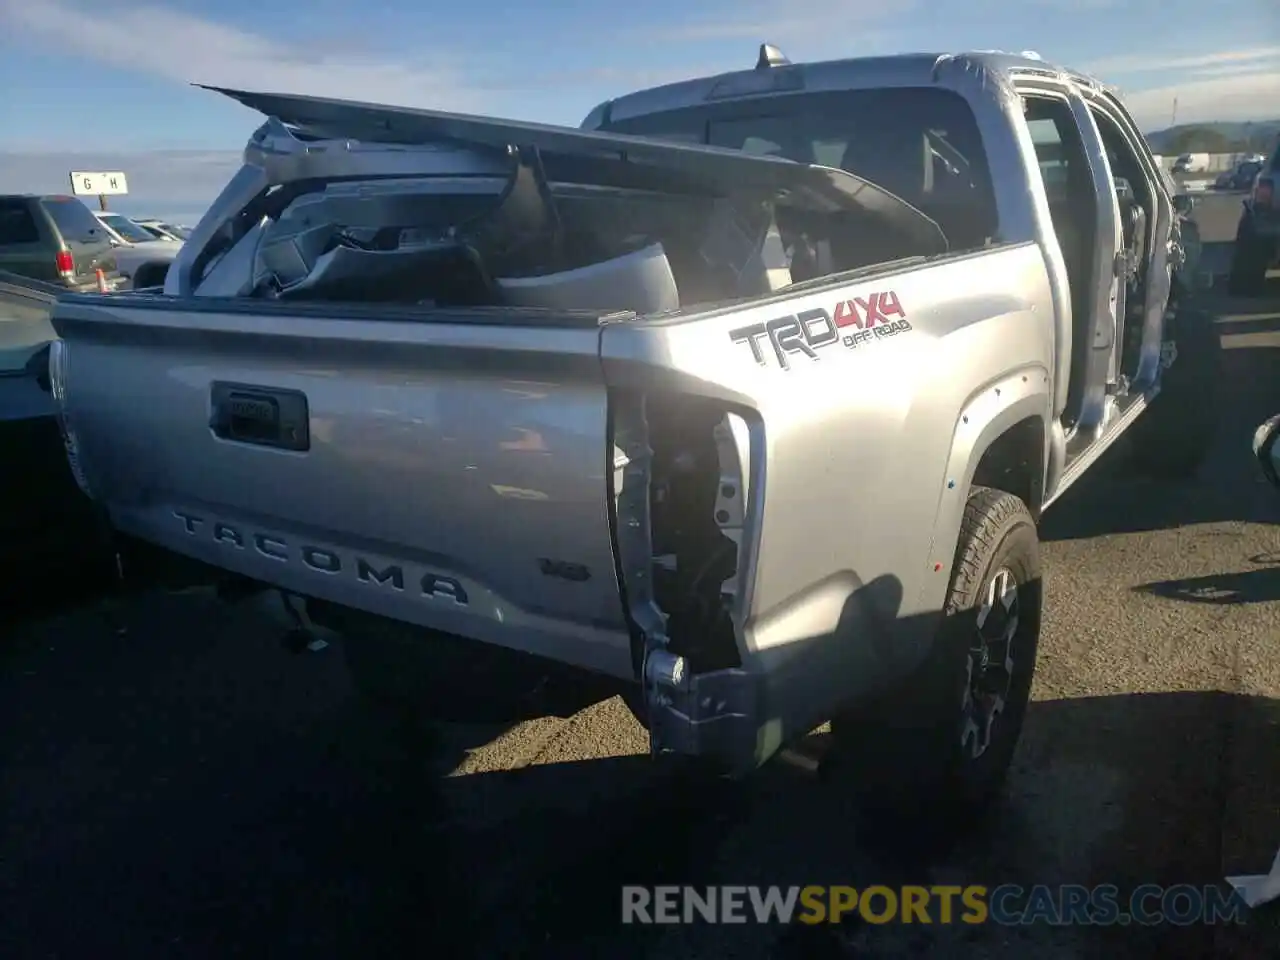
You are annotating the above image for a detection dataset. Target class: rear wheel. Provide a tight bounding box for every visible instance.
[829,487,1042,849]
[1126,306,1220,480]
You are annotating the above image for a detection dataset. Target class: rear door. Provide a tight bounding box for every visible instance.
[1016,82,1124,433]
[1092,90,1178,391]
[38,196,119,281]
[1062,93,1125,424]
[0,199,53,282]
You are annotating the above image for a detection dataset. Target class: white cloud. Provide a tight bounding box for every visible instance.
[1082,46,1280,78]
[1119,71,1280,129]
[0,0,512,114]
[1078,45,1280,128]
[1190,62,1280,80]
[0,0,791,132]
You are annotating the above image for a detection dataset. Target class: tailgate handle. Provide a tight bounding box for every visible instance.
[209,382,310,451]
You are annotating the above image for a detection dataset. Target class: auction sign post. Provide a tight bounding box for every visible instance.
[69,171,129,212]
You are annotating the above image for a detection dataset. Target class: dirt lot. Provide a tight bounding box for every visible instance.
[2,196,1278,960]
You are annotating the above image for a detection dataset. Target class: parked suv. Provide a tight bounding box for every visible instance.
[1228,138,1280,295]
[0,195,122,291]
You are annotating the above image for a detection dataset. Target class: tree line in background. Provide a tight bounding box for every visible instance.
[1146,120,1280,157]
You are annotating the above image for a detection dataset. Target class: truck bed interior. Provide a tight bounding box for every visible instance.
[176,88,981,317]
[190,151,950,318]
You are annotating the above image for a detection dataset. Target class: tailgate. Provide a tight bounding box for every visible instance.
[50,296,636,677]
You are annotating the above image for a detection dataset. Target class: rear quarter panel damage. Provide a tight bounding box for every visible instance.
[603,242,1054,751]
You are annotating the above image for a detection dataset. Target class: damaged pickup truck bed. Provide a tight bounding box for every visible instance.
[46,46,1218,834]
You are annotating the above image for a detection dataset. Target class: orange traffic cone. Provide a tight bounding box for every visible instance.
[95,267,108,293]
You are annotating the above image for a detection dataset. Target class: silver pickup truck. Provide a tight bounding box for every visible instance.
[44,47,1219,837]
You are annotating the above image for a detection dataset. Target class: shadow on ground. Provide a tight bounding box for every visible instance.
[2,582,1277,960]
[1040,302,1280,542]
[1136,556,1280,605]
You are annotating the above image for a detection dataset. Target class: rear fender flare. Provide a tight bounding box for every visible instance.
[919,364,1051,614]
[130,261,172,290]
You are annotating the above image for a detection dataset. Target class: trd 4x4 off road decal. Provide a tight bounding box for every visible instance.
[729,291,911,370]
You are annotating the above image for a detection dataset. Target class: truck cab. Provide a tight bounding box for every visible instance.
[584,47,1203,498]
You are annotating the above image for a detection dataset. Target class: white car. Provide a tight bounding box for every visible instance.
[134,219,189,242]
[92,211,183,287]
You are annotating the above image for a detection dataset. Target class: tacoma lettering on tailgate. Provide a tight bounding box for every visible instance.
[728,290,911,369]
[172,509,469,605]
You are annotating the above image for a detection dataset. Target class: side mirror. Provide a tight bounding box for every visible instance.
[1253,415,1280,489]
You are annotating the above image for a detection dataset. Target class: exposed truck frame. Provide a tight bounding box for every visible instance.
[39,46,1219,836]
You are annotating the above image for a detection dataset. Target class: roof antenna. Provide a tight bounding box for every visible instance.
[756,43,790,70]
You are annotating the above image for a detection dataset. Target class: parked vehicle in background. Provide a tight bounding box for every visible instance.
[1214,157,1265,191]
[92,210,183,289]
[1228,139,1280,295]
[44,48,1219,842]
[1254,414,1280,489]
[93,210,163,246]
[0,195,122,291]
[0,271,110,612]
[134,219,188,241]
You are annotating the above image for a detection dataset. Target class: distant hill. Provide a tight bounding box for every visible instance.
[1144,120,1280,156]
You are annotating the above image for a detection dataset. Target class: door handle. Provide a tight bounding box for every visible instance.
[209,382,310,451]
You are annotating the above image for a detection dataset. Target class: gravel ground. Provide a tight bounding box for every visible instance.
[1,195,1277,960]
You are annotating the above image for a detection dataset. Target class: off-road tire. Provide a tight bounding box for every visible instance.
[1126,306,1220,480]
[1228,214,1270,297]
[829,487,1041,850]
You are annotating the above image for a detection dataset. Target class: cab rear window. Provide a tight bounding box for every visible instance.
[39,196,105,241]
[602,87,999,252]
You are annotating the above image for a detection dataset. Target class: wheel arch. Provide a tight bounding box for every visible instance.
[130,260,171,290]
[919,365,1051,615]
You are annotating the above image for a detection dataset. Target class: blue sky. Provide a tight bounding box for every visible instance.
[0,0,1276,219]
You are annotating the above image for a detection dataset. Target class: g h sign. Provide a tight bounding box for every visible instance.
[69,171,130,197]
